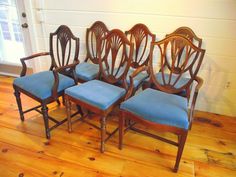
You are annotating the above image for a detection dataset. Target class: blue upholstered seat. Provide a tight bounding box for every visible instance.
[120,88,189,129]
[127,68,148,88]
[116,68,148,88]
[144,72,190,96]
[156,73,190,88]
[13,71,75,100]
[65,80,126,110]
[75,62,99,81]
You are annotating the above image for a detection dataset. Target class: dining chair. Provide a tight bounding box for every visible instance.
[13,25,80,139]
[143,26,202,98]
[119,34,205,172]
[120,23,155,93]
[75,21,109,82]
[65,29,134,152]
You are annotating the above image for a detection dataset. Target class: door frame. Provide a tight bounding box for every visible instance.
[16,0,39,73]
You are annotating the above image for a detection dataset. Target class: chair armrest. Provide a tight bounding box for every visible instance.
[189,76,204,126]
[51,60,80,98]
[124,65,148,100]
[20,52,50,77]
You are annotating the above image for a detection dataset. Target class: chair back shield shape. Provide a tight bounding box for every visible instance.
[98,29,134,87]
[50,25,80,70]
[167,26,202,48]
[125,23,155,68]
[85,21,109,64]
[149,34,205,94]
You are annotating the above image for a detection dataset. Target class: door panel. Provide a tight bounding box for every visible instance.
[0,0,32,76]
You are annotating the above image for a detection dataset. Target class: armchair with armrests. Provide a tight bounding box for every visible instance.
[13,25,81,139]
[119,34,205,172]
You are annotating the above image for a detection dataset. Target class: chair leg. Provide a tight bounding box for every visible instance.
[62,95,65,105]
[41,104,50,139]
[65,98,72,132]
[56,99,61,106]
[100,116,106,153]
[76,105,84,117]
[119,113,125,150]
[189,121,193,130]
[14,89,24,121]
[174,132,188,172]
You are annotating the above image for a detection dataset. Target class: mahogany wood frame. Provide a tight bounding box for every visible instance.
[66,29,134,153]
[119,34,205,172]
[77,21,109,83]
[13,25,80,139]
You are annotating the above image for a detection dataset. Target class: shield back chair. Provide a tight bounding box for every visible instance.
[119,34,205,172]
[123,23,155,92]
[65,29,134,152]
[143,26,202,98]
[13,25,80,139]
[75,21,109,82]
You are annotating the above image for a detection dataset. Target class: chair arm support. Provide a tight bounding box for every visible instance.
[124,65,148,100]
[51,60,80,99]
[20,52,50,77]
[194,76,203,93]
[189,76,204,125]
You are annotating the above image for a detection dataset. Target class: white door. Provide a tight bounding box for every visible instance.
[0,0,32,76]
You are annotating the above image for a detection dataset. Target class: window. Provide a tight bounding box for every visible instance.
[0,0,22,42]
[12,22,22,42]
[0,21,11,40]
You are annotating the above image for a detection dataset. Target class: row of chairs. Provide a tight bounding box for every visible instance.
[13,21,205,172]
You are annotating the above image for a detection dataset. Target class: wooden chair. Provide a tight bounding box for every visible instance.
[65,29,134,152]
[120,23,155,92]
[143,26,202,98]
[119,34,205,172]
[75,21,109,82]
[13,25,81,139]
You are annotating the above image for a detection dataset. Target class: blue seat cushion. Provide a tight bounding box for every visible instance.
[156,72,190,88]
[14,71,75,100]
[65,80,126,110]
[116,68,148,88]
[120,88,189,129]
[75,62,99,81]
[127,68,148,88]
[144,72,190,96]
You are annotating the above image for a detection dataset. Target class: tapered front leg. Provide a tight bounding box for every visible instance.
[41,104,50,139]
[174,132,188,172]
[14,88,24,121]
[100,116,106,153]
[119,112,125,150]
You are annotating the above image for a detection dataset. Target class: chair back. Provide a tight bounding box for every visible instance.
[49,25,79,70]
[85,21,109,64]
[161,27,202,73]
[167,26,202,48]
[98,29,134,88]
[125,23,155,68]
[149,34,205,95]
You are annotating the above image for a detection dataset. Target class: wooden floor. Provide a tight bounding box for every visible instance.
[0,75,236,177]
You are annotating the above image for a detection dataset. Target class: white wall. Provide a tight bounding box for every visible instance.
[29,0,236,117]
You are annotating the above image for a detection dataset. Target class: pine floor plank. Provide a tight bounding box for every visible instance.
[0,75,236,177]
